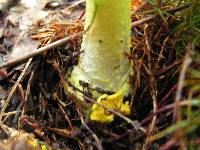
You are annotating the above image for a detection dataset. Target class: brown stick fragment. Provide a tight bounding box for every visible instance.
[0,32,83,69]
[132,4,191,27]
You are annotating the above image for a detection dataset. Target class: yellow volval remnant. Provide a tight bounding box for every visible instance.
[90,89,131,122]
[27,138,52,150]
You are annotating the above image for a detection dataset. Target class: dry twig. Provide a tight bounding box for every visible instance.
[0,32,84,69]
[142,25,158,150]
[132,3,191,27]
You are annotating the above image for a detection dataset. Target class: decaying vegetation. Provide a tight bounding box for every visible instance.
[0,0,199,149]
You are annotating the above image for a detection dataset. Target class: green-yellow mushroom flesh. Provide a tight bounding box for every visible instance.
[67,0,132,122]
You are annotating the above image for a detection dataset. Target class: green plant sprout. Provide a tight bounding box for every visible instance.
[67,0,132,123]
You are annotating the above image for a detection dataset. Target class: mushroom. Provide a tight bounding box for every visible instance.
[67,0,132,122]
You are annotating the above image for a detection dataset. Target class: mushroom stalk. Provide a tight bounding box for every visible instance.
[68,0,132,122]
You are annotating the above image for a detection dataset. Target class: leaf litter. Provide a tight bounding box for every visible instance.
[0,0,199,149]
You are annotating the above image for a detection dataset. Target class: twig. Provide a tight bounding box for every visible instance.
[167,3,191,14]
[143,25,158,149]
[65,0,85,10]
[0,32,84,69]
[132,3,191,27]
[145,24,158,133]
[157,60,183,75]
[174,44,192,121]
[141,99,200,126]
[58,103,74,131]
[173,43,192,150]
[130,55,144,107]
[155,37,170,69]
[20,68,35,119]
[0,110,22,117]
[132,15,156,27]
[131,1,147,15]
